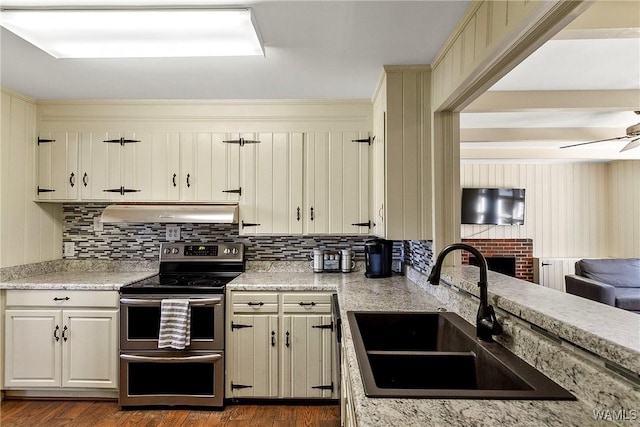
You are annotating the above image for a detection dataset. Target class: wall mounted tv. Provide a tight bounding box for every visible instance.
[461,188,526,225]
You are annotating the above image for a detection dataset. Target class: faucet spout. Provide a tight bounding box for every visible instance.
[427,243,502,342]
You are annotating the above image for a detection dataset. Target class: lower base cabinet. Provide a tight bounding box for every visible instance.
[4,290,118,391]
[226,291,336,399]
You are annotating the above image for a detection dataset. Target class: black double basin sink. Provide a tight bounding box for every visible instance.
[348,311,576,399]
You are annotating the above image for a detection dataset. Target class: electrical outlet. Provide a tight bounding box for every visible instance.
[93,216,103,232]
[64,242,75,257]
[166,225,181,241]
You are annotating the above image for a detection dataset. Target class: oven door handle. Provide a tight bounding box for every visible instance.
[119,297,222,306]
[120,354,222,363]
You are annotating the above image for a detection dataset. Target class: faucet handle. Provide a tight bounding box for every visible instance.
[478,305,503,340]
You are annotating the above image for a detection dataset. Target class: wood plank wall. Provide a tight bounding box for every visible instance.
[607,160,640,257]
[1,90,62,268]
[460,162,611,258]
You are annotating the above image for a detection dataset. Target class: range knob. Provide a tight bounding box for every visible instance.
[163,248,171,254]
[231,248,239,255]
[171,248,179,254]
[223,248,231,255]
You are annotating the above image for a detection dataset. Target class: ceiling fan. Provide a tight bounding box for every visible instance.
[560,111,640,152]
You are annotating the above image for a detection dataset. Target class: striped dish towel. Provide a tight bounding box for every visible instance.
[158,299,191,349]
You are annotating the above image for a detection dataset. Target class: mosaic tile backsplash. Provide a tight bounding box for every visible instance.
[63,204,435,266]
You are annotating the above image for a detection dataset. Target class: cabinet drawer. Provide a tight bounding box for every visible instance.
[232,292,279,313]
[5,290,119,308]
[283,293,332,313]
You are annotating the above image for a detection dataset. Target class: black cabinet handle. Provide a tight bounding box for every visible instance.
[297,207,300,221]
[69,173,75,188]
[247,302,264,307]
[62,325,68,342]
[541,262,552,266]
[82,173,88,187]
[54,325,60,342]
[186,174,191,188]
[271,331,276,347]
[53,297,70,301]
[285,331,290,348]
[37,187,55,194]
[310,207,314,221]
[38,137,55,145]
[172,173,177,187]
[299,302,316,307]
[231,382,253,390]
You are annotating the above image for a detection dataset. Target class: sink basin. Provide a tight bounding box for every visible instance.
[348,311,576,400]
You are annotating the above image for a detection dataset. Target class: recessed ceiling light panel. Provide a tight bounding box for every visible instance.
[0,8,265,58]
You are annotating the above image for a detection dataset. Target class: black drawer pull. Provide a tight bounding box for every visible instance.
[352,221,371,228]
[299,302,316,307]
[53,297,70,301]
[247,302,264,307]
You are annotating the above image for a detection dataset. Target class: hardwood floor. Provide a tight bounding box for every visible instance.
[0,400,341,427]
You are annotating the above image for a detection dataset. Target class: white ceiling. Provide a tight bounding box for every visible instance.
[0,1,471,99]
[1,1,639,161]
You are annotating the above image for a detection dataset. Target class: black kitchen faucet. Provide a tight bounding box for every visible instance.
[427,243,503,341]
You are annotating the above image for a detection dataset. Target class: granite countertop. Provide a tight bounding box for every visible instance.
[435,266,640,375]
[0,271,156,291]
[230,270,622,427]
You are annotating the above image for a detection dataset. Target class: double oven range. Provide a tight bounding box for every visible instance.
[119,242,244,408]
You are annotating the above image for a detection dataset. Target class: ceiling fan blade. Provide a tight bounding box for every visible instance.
[620,137,640,152]
[560,135,630,149]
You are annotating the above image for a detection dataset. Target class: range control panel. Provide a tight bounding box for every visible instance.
[159,242,244,262]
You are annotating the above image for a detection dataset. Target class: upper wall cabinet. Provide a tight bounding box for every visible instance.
[36,132,79,201]
[79,131,153,201]
[240,133,303,235]
[180,133,241,203]
[304,132,371,235]
[372,66,432,241]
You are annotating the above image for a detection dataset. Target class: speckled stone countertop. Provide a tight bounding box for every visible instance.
[436,266,640,375]
[0,271,156,291]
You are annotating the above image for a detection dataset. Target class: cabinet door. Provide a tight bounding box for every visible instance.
[122,132,152,200]
[304,132,370,234]
[80,131,122,200]
[371,110,386,238]
[227,314,279,398]
[4,310,61,388]
[37,132,79,201]
[240,133,304,235]
[282,314,334,398]
[147,133,180,201]
[62,310,118,389]
[180,132,240,202]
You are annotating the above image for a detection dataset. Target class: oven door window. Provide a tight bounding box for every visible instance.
[126,306,216,340]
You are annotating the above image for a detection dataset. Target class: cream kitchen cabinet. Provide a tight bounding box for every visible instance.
[226,291,335,399]
[371,66,432,240]
[4,290,118,391]
[239,133,304,235]
[36,132,79,201]
[179,132,241,202]
[304,131,371,235]
[79,131,153,201]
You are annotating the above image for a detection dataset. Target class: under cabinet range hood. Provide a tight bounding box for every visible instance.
[100,203,238,224]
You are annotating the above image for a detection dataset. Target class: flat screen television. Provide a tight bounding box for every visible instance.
[461,188,525,225]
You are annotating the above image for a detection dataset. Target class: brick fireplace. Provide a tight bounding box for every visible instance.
[461,238,534,282]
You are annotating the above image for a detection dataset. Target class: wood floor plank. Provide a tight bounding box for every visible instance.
[0,400,340,427]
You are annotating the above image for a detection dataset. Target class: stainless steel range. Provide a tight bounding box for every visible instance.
[119,242,244,408]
